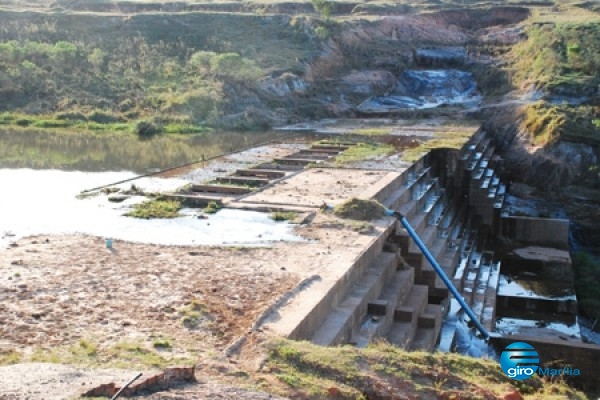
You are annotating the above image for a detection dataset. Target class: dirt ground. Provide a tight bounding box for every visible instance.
[0,207,382,398]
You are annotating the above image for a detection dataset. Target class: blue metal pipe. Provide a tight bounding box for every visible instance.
[385,209,490,340]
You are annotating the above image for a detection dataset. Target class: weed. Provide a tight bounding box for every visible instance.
[333,198,386,221]
[271,211,297,221]
[152,338,173,350]
[351,127,392,136]
[334,143,394,165]
[0,349,21,365]
[125,199,182,219]
[30,347,62,363]
[179,299,211,329]
[203,201,222,214]
[108,341,167,369]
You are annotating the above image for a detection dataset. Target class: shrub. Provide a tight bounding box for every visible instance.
[135,119,162,137]
[87,109,123,124]
[203,201,222,214]
[311,0,333,18]
[271,211,297,221]
[125,199,181,219]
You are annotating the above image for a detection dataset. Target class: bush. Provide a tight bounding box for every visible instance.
[87,109,124,124]
[203,201,222,214]
[55,111,87,121]
[135,119,162,137]
[125,199,181,219]
[271,211,297,221]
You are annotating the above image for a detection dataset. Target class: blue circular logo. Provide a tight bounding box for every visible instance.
[500,342,539,380]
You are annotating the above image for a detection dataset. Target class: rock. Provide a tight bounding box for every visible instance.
[258,73,307,97]
[415,47,466,66]
[358,69,481,113]
[340,70,397,95]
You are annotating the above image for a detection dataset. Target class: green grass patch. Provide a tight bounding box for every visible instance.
[163,123,213,134]
[333,198,386,221]
[402,130,474,162]
[350,127,392,136]
[0,349,21,365]
[152,338,173,350]
[179,299,212,329]
[203,201,223,214]
[125,198,182,219]
[107,341,169,369]
[518,102,600,145]
[14,337,193,370]
[266,339,587,399]
[334,142,394,164]
[271,211,297,221]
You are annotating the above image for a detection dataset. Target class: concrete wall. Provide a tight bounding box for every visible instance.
[490,334,600,392]
[288,220,397,340]
[500,216,569,249]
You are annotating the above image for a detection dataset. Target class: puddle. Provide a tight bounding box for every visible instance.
[498,274,576,300]
[0,169,307,248]
[496,317,581,339]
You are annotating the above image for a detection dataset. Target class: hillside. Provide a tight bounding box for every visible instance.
[1,0,600,398]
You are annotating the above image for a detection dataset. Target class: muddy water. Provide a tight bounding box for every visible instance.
[0,128,281,173]
[0,129,306,247]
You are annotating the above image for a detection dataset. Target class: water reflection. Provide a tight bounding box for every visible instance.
[0,169,306,248]
[0,128,281,173]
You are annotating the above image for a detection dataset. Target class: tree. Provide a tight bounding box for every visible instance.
[87,48,106,72]
[311,0,333,19]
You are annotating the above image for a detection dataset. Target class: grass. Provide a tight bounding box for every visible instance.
[350,127,393,136]
[518,102,600,146]
[7,337,194,370]
[265,339,588,399]
[203,201,223,214]
[401,129,474,162]
[332,198,386,221]
[334,142,394,165]
[125,198,182,219]
[179,299,212,329]
[0,349,21,364]
[271,211,297,221]
[152,338,173,350]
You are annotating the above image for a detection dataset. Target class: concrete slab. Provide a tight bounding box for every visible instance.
[237,168,401,209]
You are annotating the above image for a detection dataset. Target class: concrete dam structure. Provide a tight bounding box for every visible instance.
[261,126,597,381]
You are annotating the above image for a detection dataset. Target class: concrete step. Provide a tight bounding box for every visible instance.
[274,157,320,165]
[255,162,304,171]
[353,268,415,347]
[310,144,351,151]
[394,284,429,322]
[161,193,227,207]
[383,166,432,211]
[438,317,459,352]
[410,304,444,351]
[388,284,429,349]
[191,184,251,194]
[284,152,331,160]
[311,252,397,346]
[235,169,286,178]
[298,149,341,156]
[482,261,501,332]
[214,176,270,187]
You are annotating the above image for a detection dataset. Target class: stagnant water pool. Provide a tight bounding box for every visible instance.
[0,128,308,247]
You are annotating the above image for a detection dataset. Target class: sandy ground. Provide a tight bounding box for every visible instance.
[0,137,414,398]
[0,207,381,398]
